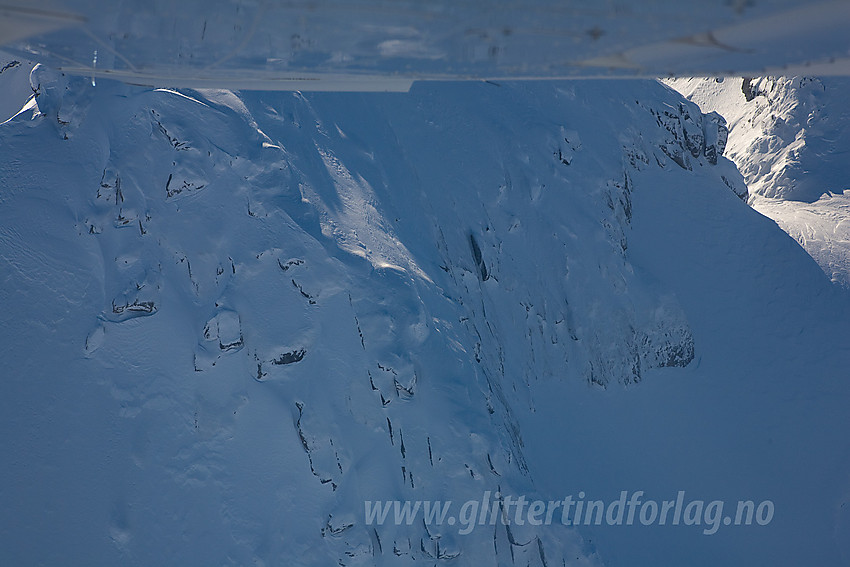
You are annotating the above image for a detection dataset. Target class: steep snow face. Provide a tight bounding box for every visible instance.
[2,71,850,567]
[666,76,850,287]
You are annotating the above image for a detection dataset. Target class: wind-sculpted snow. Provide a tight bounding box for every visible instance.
[3,70,850,566]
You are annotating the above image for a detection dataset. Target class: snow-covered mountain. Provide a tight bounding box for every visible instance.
[2,62,850,566]
[666,76,850,287]
[665,76,850,202]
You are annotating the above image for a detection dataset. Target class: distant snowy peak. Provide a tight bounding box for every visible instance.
[665,76,850,202]
[666,75,850,287]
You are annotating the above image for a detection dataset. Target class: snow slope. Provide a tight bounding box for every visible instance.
[753,191,850,288]
[666,76,850,287]
[1,68,849,566]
